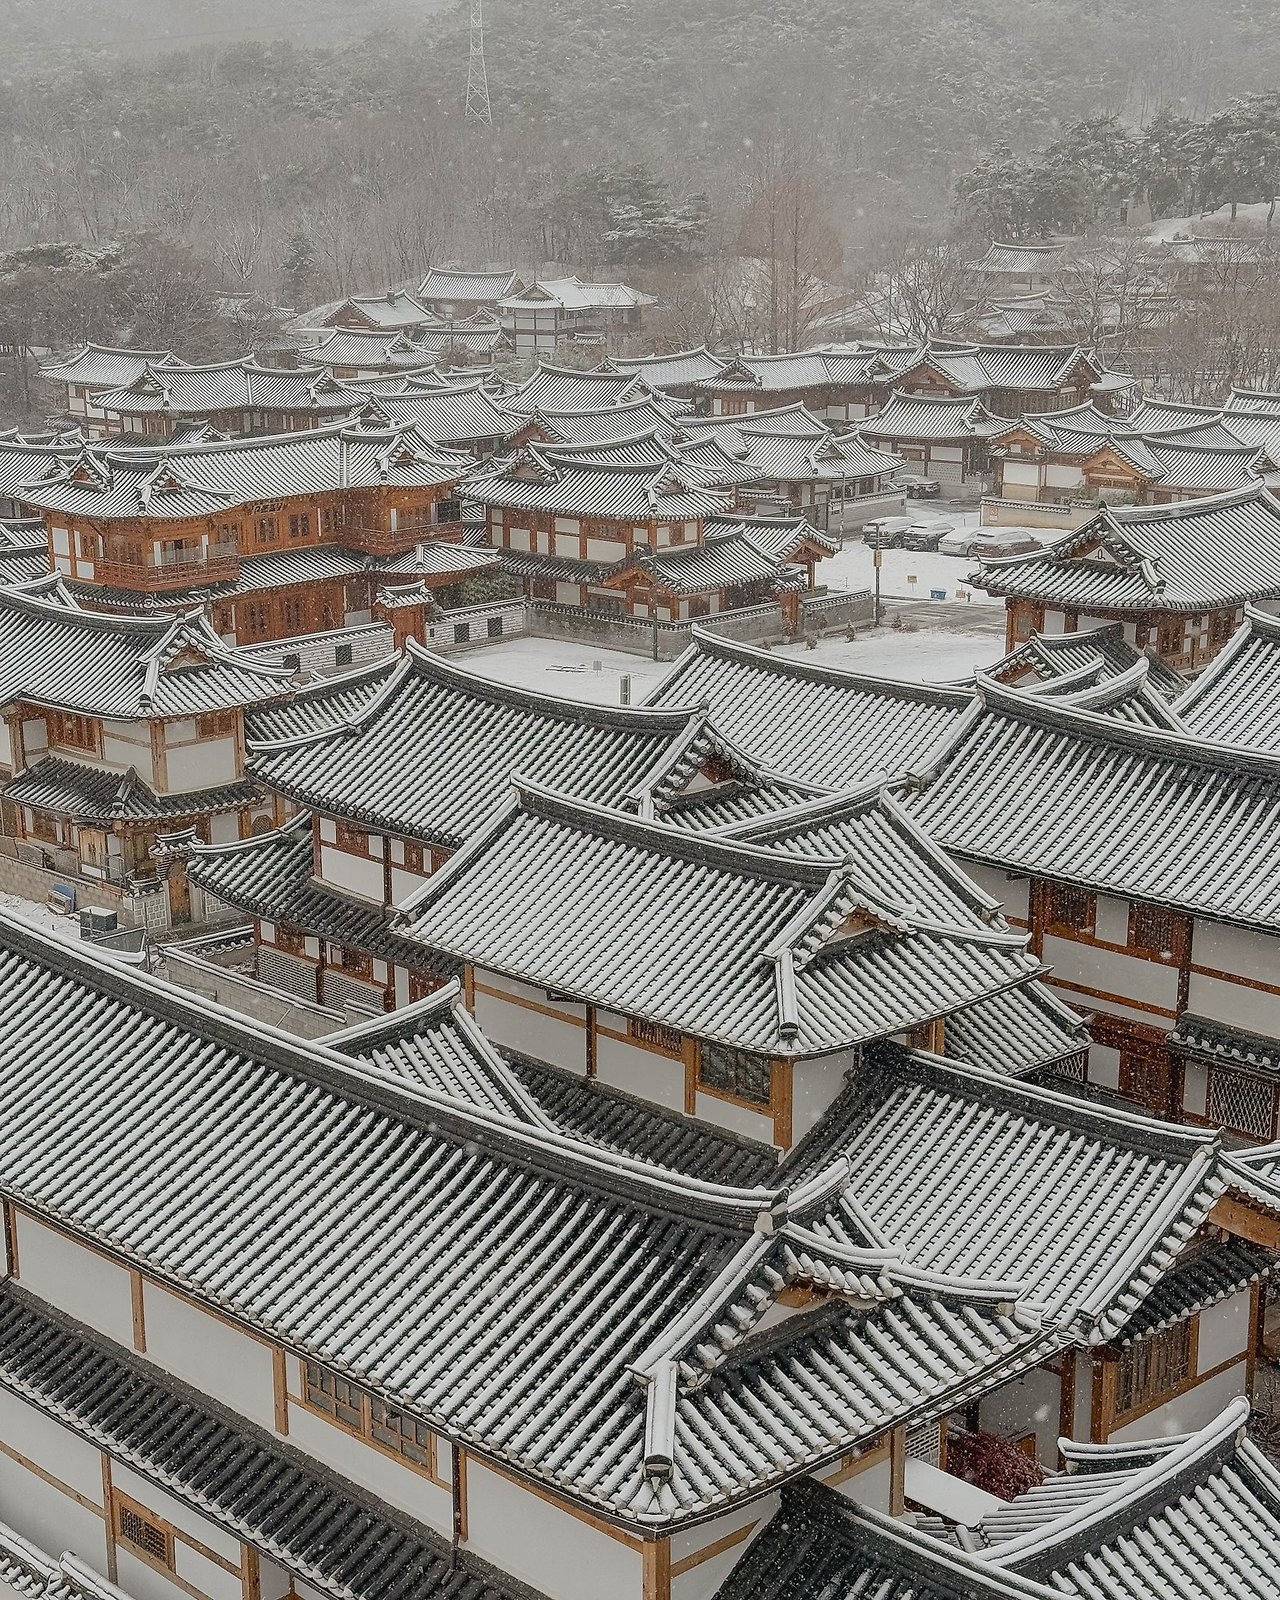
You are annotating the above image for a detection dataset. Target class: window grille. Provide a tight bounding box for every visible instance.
[370,1397,435,1469]
[487,616,504,639]
[1046,883,1094,933]
[116,1500,172,1568]
[1116,1320,1192,1416]
[454,623,470,644]
[1208,1067,1276,1141]
[335,643,354,667]
[906,1420,942,1465]
[1129,903,1188,962]
[629,1017,684,1055]
[698,1042,774,1106]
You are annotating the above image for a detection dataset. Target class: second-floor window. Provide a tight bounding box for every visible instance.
[303,1360,440,1478]
[698,1041,774,1106]
[1129,903,1190,964]
[1044,882,1095,937]
[255,516,277,545]
[289,512,312,539]
[196,710,237,739]
[1116,1319,1192,1418]
[47,711,100,753]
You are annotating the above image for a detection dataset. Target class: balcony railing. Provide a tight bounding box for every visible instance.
[95,542,241,592]
[337,518,469,555]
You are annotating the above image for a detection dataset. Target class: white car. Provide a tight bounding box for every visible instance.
[937,530,979,558]
[861,515,913,545]
[969,531,1041,559]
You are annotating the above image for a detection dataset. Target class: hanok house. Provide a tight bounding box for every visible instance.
[496,275,657,356]
[354,380,528,457]
[715,1400,1280,1600]
[599,514,841,628]
[89,358,360,439]
[13,420,473,646]
[416,265,523,318]
[968,239,1069,299]
[609,347,736,402]
[319,288,433,334]
[3,917,1278,1600]
[974,484,1280,666]
[860,392,1011,490]
[876,340,1134,419]
[991,403,1266,511]
[302,326,437,379]
[38,343,178,438]
[392,779,1068,1151]
[0,577,294,917]
[463,439,733,611]
[685,347,893,425]
[905,673,1280,1139]
[676,406,904,528]
[505,361,660,416]
[187,644,822,1012]
[1173,604,1280,754]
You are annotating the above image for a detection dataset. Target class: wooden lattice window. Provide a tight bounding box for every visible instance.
[114,1495,174,1570]
[304,1360,363,1431]
[196,710,237,739]
[698,1042,774,1106]
[629,1017,684,1056]
[46,711,100,754]
[1207,1067,1278,1142]
[1129,903,1190,964]
[303,1361,440,1479]
[1119,1048,1174,1115]
[370,1397,436,1470]
[1116,1320,1192,1417]
[1045,882,1095,936]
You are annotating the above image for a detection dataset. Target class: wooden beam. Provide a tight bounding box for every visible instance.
[1211,1194,1280,1251]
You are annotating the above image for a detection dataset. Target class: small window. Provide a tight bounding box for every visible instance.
[487,616,503,639]
[115,1496,173,1570]
[453,623,470,644]
[335,643,354,667]
[304,1360,363,1431]
[196,710,236,739]
[370,1396,435,1470]
[629,1017,684,1055]
[698,1041,774,1106]
[1045,883,1095,936]
[255,516,277,545]
[1129,903,1189,964]
[1116,1320,1192,1417]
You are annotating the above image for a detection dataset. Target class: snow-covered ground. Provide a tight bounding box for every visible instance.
[1149,202,1278,241]
[824,533,986,606]
[0,889,76,934]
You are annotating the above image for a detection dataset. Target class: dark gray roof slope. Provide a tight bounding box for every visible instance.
[0,912,1063,1526]
[989,623,1185,701]
[6,758,259,823]
[0,579,296,717]
[396,782,1047,1058]
[976,486,1280,613]
[715,1402,1280,1600]
[906,677,1280,929]
[245,657,399,743]
[648,629,974,788]
[0,1286,535,1600]
[248,643,752,848]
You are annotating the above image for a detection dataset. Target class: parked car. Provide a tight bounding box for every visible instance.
[861,515,913,546]
[898,474,942,499]
[901,520,954,551]
[937,529,981,558]
[969,530,1041,559]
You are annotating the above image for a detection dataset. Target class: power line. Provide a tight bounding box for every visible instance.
[465,0,493,128]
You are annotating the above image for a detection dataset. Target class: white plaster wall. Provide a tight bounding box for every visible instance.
[141,1283,277,1433]
[1045,463,1085,489]
[671,1497,775,1600]
[22,719,47,759]
[208,811,240,846]
[1183,1057,1208,1118]
[102,724,155,783]
[1198,1289,1252,1372]
[465,1458,643,1600]
[15,1214,135,1351]
[258,1559,292,1600]
[472,972,588,1072]
[112,1463,242,1568]
[0,1387,105,1508]
[1189,922,1280,1034]
[0,1453,106,1577]
[390,866,430,906]
[831,1458,893,1510]
[977,1365,1061,1465]
[1186,969,1280,1038]
[0,723,10,770]
[594,1031,684,1112]
[955,861,1028,921]
[167,737,238,792]
[1041,936,1179,1015]
[1093,894,1130,945]
[318,845,383,903]
[1001,461,1040,488]
[692,1089,775,1143]
[1090,1044,1121,1090]
[791,1052,852,1145]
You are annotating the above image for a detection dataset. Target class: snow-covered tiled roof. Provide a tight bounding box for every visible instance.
[648,628,974,788]
[418,266,522,303]
[610,347,730,389]
[974,485,1280,612]
[463,440,731,520]
[0,578,296,717]
[507,363,655,413]
[906,676,1280,928]
[863,391,1013,442]
[356,380,524,444]
[93,359,355,419]
[395,780,1048,1057]
[1173,606,1280,751]
[989,623,1186,701]
[38,343,178,389]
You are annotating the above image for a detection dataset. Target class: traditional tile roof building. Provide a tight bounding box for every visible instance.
[609,347,732,398]
[986,620,1187,703]
[860,392,1011,489]
[320,288,432,333]
[417,266,524,316]
[12,421,473,645]
[969,240,1070,297]
[905,676,1280,1135]
[975,485,1280,667]
[303,327,439,378]
[356,380,528,455]
[715,1399,1280,1600]
[393,780,1061,1148]
[0,577,298,909]
[992,402,1268,510]
[497,277,657,355]
[507,363,657,415]
[882,341,1130,416]
[90,358,360,440]
[38,344,179,438]
[687,347,892,426]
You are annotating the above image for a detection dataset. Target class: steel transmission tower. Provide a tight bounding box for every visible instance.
[465,0,493,127]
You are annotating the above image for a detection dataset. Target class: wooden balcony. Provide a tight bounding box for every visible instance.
[94,543,241,593]
[340,518,468,556]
